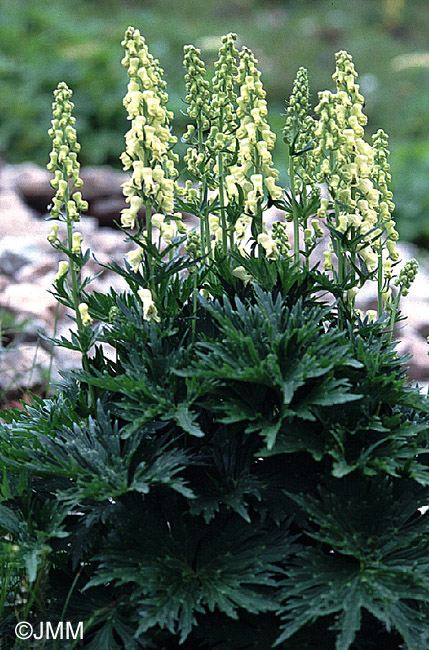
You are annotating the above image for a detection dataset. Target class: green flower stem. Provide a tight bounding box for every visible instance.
[332,200,346,328]
[144,198,156,290]
[65,212,94,407]
[289,152,300,266]
[191,271,197,347]
[145,199,152,245]
[388,288,402,343]
[377,240,383,318]
[217,150,228,254]
[197,116,210,260]
[350,244,357,307]
[256,200,264,258]
[46,301,60,395]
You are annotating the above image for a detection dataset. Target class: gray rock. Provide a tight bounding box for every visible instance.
[0,235,45,276]
[0,282,62,322]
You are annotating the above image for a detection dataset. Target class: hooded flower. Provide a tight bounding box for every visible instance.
[138,287,160,322]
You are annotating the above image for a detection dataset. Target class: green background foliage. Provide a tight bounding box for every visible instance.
[2,0,429,242]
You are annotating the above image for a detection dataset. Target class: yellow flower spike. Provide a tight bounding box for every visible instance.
[78,303,93,327]
[120,27,178,237]
[48,82,86,223]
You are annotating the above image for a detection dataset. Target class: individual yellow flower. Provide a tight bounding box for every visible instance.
[232,265,252,286]
[365,310,378,323]
[54,261,69,282]
[160,220,177,245]
[127,246,144,272]
[151,213,165,229]
[257,232,278,259]
[72,232,82,255]
[47,223,59,244]
[78,303,93,327]
[137,287,160,322]
[323,250,333,271]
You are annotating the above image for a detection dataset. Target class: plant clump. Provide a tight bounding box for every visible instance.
[0,27,428,650]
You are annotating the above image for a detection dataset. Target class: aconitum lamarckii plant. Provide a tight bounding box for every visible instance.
[0,27,428,650]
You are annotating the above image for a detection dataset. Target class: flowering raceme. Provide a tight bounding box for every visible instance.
[47,82,89,280]
[226,45,282,243]
[120,26,179,246]
[311,51,403,315]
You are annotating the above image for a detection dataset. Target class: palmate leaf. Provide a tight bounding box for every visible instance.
[286,475,429,558]
[181,291,363,449]
[277,476,429,648]
[17,403,195,503]
[256,418,324,461]
[188,432,263,523]
[85,512,296,644]
[276,547,429,650]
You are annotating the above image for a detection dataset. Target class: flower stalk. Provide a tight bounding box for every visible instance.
[47,81,94,405]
